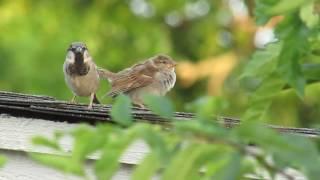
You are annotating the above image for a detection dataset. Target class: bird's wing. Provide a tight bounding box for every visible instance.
[106,65,155,97]
[96,67,116,82]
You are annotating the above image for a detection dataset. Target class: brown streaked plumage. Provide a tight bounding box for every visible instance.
[63,42,100,109]
[100,54,177,108]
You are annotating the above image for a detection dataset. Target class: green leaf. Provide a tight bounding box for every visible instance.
[278,54,305,98]
[186,96,228,122]
[175,121,228,140]
[211,152,242,180]
[95,146,123,180]
[71,125,107,162]
[234,122,287,147]
[0,155,6,167]
[240,42,283,80]
[139,127,170,162]
[253,0,277,25]
[111,94,133,126]
[300,1,319,28]
[132,153,161,180]
[32,136,61,150]
[236,122,320,180]
[162,145,221,180]
[30,153,84,176]
[94,126,140,180]
[303,63,320,80]
[273,15,307,97]
[271,135,320,180]
[143,94,174,119]
[242,73,285,122]
[268,0,310,15]
[277,39,306,97]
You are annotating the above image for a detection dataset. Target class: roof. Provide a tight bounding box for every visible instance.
[0,91,319,138]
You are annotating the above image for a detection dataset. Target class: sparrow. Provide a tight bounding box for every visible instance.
[63,42,100,109]
[100,54,177,108]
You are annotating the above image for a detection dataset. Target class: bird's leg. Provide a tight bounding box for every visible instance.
[93,93,100,104]
[70,95,77,103]
[88,93,95,109]
[132,97,146,109]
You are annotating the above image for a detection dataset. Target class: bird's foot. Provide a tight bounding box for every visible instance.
[133,103,146,109]
[70,96,77,104]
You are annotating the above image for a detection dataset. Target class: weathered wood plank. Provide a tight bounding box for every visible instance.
[0,115,148,165]
[0,149,136,180]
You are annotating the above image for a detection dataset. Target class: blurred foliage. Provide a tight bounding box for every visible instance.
[240,0,320,124]
[0,155,6,168]
[0,0,317,178]
[30,95,320,179]
[0,0,319,126]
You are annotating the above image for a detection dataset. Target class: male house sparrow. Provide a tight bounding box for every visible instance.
[100,54,177,108]
[63,42,100,109]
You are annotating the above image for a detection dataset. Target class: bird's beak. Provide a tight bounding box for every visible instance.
[75,47,83,54]
[74,47,85,64]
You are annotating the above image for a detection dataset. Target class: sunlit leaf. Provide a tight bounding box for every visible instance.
[0,155,6,167]
[268,0,310,15]
[94,125,140,180]
[95,146,123,180]
[175,120,228,139]
[242,73,285,122]
[132,153,161,180]
[162,145,220,180]
[30,153,84,176]
[32,136,61,150]
[139,127,170,162]
[300,1,319,28]
[240,42,282,80]
[186,96,228,122]
[111,95,133,126]
[254,0,277,25]
[71,125,106,162]
[143,94,174,119]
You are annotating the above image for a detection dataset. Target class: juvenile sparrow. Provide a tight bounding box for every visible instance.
[102,54,177,108]
[63,42,100,109]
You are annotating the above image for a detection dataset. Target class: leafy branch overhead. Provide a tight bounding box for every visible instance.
[241,0,320,122]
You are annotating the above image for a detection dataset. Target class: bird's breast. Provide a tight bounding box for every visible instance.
[63,62,100,96]
[65,62,90,76]
[155,70,176,94]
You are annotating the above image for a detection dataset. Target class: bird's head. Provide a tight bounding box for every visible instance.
[66,42,90,64]
[152,54,177,71]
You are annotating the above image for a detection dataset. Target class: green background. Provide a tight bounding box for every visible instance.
[0,0,319,127]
